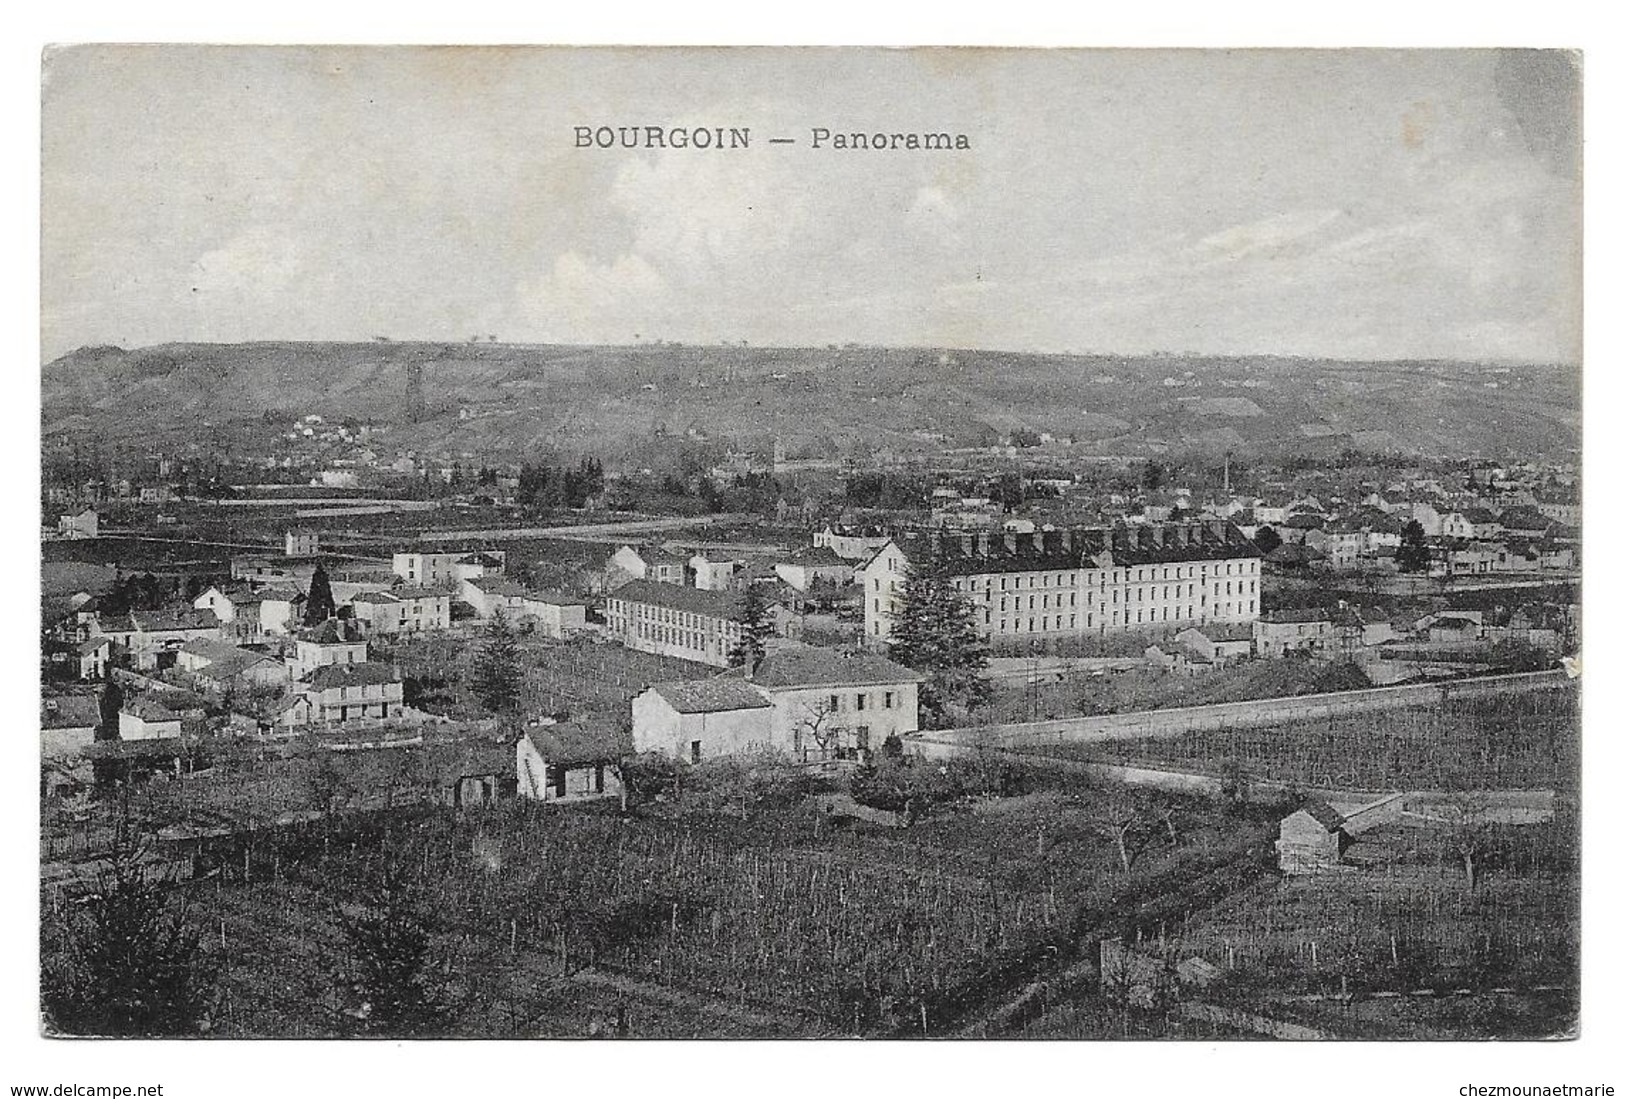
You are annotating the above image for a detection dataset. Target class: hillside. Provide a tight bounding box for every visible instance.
[40,341,1581,464]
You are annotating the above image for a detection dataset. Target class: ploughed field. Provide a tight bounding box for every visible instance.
[1017,687,1578,792]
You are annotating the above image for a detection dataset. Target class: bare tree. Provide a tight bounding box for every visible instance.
[1153,802,1182,848]
[1092,788,1149,874]
[795,698,841,762]
[1436,786,1490,892]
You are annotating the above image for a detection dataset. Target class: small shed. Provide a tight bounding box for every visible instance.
[428,741,517,809]
[516,719,632,804]
[1274,801,1348,875]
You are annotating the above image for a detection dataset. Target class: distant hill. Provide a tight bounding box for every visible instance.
[40,341,1581,464]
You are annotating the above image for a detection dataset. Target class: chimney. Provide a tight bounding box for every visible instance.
[976,531,991,557]
[1004,531,1019,555]
[1207,519,1226,542]
[1060,528,1073,553]
[1151,525,1165,549]
[960,532,974,557]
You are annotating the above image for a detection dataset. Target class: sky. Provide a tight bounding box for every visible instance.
[40,46,1581,364]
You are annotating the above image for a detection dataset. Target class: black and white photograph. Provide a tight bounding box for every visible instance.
[27,31,1599,1076]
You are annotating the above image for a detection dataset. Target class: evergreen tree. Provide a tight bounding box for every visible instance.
[1396,519,1432,573]
[728,582,774,670]
[303,562,337,625]
[886,543,991,727]
[41,834,215,1035]
[96,679,125,741]
[334,851,450,1036]
[472,610,522,714]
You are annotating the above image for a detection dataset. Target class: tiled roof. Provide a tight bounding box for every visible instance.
[783,546,849,567]
[746,648,922,689]
[1258,607,1334,625]
[131,608,219,632]
[305,661,400,690]
[179,637,247,663]
[42,693,101,729]
[270,693,311,716]
[525,589,588,607]
[298,618,366,644]
[350,591,401,605]
[470,578,530,598]
[123,700,181,723]
[194,652,278,681]
[638,545,688,566]
[884,522,1261,577]
[1296,800,1345,831]
[1264,543,1324,566]
[523,719,631,766]
[648,678,772,713]
[1181,623,1253,643]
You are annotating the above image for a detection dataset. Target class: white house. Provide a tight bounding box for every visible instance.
[257,588,306,636]
[58,509,99,539]
[349,591,407,635]
[124,609,225,671]
[744,649,923,762]
[177,637,250,673]
[1253,608,1333,658]
[42,692,102,757]
[119,700,183,741]
[1439,512,1476,541]
[285,528,321,557]
[1405,502,1444,537]
[1174,625,1253,665]
[813,524,892,562]
[77,636,112,681]
[392,551,462,588]
[631,679,776,762]
[605,544,686,589]
[301,662,404,723]
[292,619,369,678]
[192,585,267,639]
[689,551,740,591]
[515,720,631,803]
[773,546,854,593]
[521,590,589,639]
[460,577,531,619]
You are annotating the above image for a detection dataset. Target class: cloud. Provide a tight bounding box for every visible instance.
[1194,209,1344,264]
[514,251,670,343]
[189,227,307,298]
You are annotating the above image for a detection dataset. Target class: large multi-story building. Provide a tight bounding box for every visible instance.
[603,580,748,667]
[859,522,1263,646]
